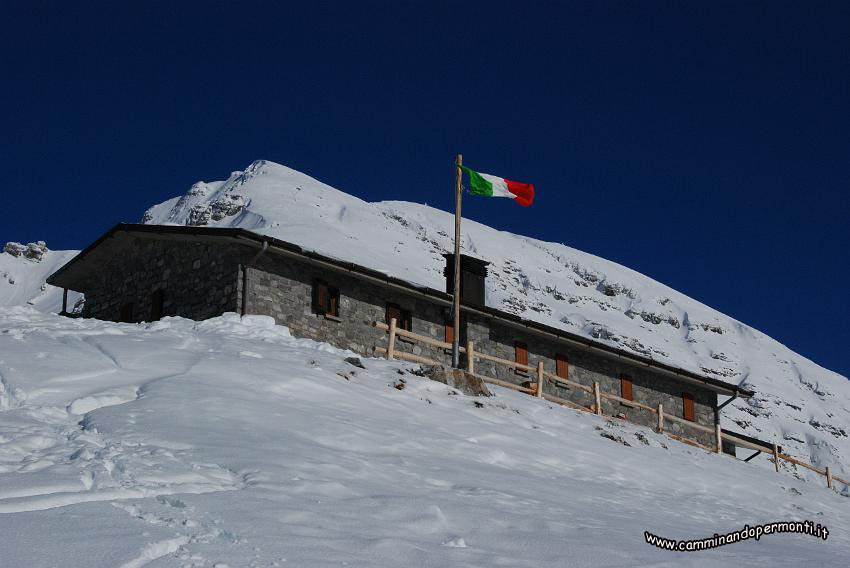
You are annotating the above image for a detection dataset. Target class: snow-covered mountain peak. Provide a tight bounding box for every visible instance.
[140,159,850,478]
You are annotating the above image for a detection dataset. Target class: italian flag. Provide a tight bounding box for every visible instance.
[463,166,535,207]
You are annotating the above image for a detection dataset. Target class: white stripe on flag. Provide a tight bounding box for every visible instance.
[478,172,513,198]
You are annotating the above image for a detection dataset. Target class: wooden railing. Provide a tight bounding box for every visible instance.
[371,319,848,492]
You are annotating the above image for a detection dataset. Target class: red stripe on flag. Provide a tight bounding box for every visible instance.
[505,179,535,207]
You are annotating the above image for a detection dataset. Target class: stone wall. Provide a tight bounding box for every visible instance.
[246,254,452,357]
[467,316,717,447]
[82,236,243,323]
[246,253,718,447]
[75,233,719,447]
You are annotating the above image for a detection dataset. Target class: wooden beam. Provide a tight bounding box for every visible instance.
[657,403,663,433]
[536,362,544,398]
[717,393,738,411]
[468,372,535,394]
[542,392,594,413]
[467,341,475,374]
[665,432,715,453]
[721,432,773,454]
[826,466,833,490]
[662,411,716,434]
[543,372,593,394]
[374,347,438,366]
[373,321,463,352]
[593,382,602,415]
[474,350,534,372]
[777,452,826,475]
[599,391,657,414]
[387,317,397,361]
[451,153,463,368]
[773,443,780,473]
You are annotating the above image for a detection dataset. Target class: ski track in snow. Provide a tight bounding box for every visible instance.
[0,318,243,519]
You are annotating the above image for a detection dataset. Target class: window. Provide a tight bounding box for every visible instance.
[620,374,633,401]
[683,392,695,422]
[556,353,569,380]
[151,289,165,321]
[385,303,411,331]
[514,341,528,375]
[119,302,134,323]
[313,281,340,317]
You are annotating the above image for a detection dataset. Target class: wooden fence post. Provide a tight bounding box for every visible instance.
[593,382,602,415]
[467,341,474,374]
[773,443,780,472]
[826,466,833,490]
[536,362,544,398]
[715,423,723,455]
[387,317,397,361]
[657,403,663,433]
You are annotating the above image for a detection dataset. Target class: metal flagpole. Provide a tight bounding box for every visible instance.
[451,154,463,368]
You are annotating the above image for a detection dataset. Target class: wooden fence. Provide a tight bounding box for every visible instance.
[372,319,849,493]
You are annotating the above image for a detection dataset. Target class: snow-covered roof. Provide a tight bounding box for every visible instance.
[49,222,755,399]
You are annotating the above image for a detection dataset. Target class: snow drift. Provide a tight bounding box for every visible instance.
[0,307,847,566]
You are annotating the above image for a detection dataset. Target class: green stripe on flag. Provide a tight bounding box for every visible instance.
[462,166,494,196]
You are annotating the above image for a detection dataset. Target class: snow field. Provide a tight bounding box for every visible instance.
[1,307,848,566]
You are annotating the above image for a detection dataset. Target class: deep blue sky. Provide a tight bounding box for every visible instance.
[3,2,848,378]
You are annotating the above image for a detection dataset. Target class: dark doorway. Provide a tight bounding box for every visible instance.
[119,302,134,323]
[151,289,165,321]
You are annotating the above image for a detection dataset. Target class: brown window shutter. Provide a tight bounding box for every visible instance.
[556,354,569,380]
[445,319,454,343]
[514,341,528,374]
[328,292,338,317]
[683,392,695,422]
[315,282,328,314]
[386,304,402,327]
[620,374,633,401]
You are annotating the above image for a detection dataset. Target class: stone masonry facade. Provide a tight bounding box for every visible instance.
[245,249,718,447]
[74,233,718,447]
[82,236,243,322]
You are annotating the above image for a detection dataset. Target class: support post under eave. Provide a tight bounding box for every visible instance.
[61,288,68,316]
[714,406,723,455]
[241,241,269,316]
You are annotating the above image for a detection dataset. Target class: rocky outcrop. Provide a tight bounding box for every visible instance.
[420,365,492,397]
[186,194,246,226]
[4,241,48,262]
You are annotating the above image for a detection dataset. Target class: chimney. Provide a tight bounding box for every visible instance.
[443,254,490,306]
